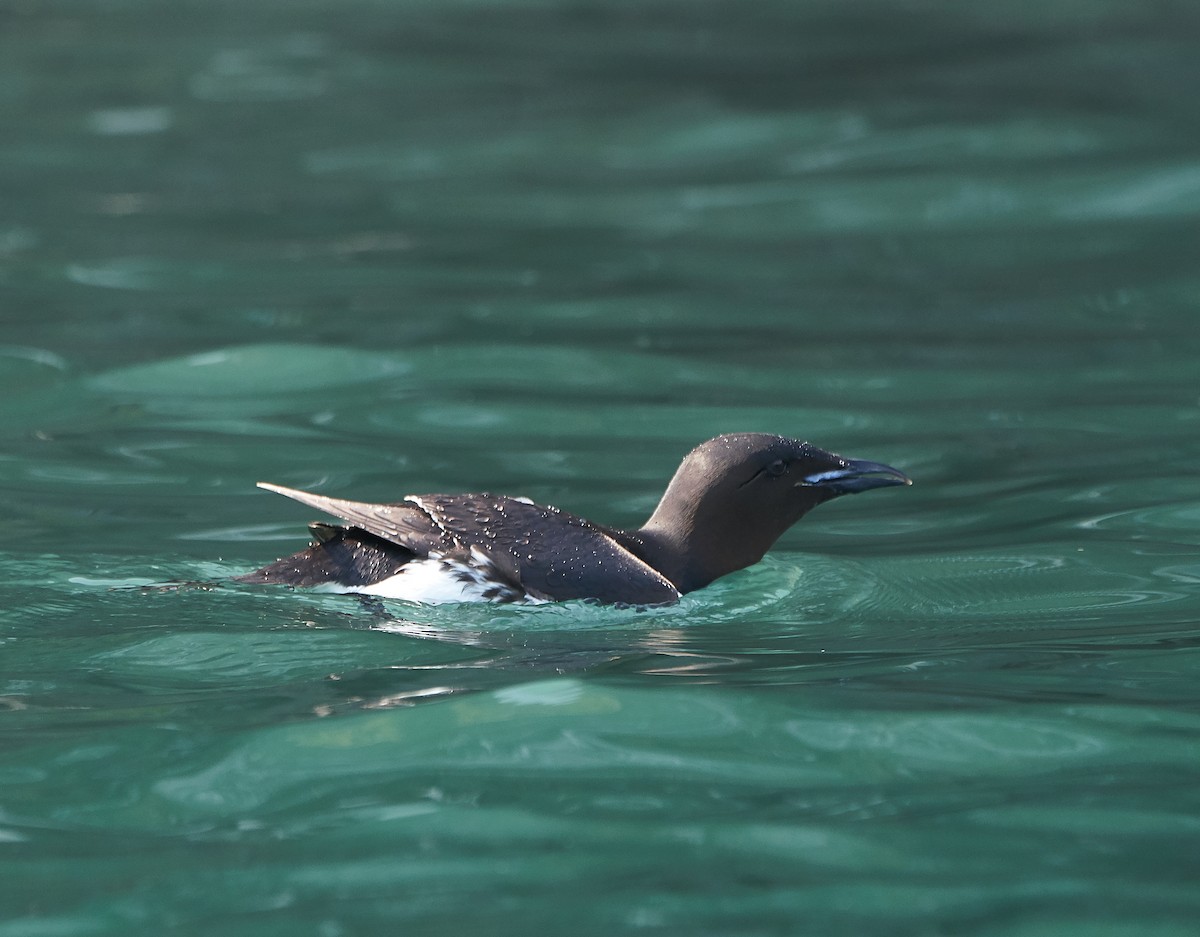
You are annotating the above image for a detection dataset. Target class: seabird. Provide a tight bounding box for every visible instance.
[235,433,911,604]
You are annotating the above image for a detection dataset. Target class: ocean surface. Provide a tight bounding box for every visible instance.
[3,1,1199,934]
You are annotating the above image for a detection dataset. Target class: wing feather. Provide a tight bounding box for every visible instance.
[257,482,453,555]
[256,482,680,604]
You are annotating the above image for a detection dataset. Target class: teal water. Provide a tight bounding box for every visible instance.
[3,1,1200,934]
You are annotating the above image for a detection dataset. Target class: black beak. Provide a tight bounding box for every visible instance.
[802,458,912,495]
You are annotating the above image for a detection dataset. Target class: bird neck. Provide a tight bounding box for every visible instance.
[625,520,753,595]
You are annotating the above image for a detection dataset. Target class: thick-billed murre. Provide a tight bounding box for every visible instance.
[236,433,911,605]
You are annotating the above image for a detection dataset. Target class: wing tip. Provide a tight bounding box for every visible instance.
[255,481,330,512]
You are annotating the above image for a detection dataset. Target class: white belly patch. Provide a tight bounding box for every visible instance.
[312,547,533,604]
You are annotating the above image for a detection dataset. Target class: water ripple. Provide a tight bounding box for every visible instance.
[90,344,411,398]
[1078,501,1200,539]
[189,37,329,102]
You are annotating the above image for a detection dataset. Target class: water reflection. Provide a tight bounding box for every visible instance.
[189,36,330,102]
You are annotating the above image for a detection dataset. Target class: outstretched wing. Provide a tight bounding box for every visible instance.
[256,482,457,556]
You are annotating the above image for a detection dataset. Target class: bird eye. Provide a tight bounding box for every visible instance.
[766,460,788,477]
